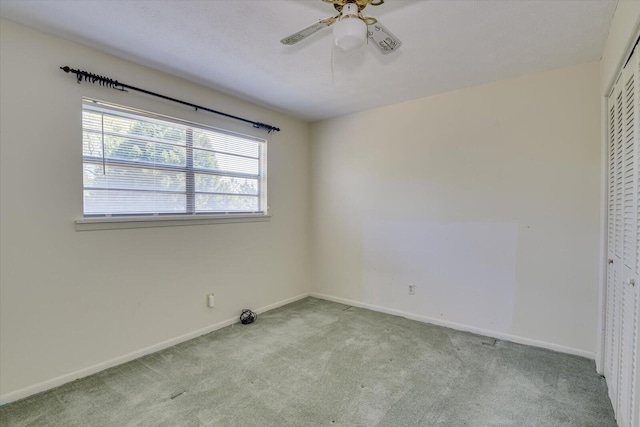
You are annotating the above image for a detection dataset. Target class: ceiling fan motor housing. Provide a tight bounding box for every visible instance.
[333,3,367,51]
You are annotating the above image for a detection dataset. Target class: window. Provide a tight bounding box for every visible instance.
[82,99,267,218]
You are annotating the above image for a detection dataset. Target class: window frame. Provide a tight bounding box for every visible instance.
[77,99,270,231]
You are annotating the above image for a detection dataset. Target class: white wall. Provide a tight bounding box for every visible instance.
[310,62,602,357]
[0,20,310,401]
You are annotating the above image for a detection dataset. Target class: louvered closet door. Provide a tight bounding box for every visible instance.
[607,69,625,414]
[604,71,620,402]
[605,49,640,427]
[618,51,639,427]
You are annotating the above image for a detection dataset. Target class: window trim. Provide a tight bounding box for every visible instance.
[80,99,269,226]
[75,213,271,231]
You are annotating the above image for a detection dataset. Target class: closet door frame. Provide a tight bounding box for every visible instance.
[599,26,640,427]
[598,25,640,376]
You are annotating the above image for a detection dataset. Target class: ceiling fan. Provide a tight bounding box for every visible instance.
[280,0,402,54]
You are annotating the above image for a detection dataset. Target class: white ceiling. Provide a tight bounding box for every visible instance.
[0,0,617,122]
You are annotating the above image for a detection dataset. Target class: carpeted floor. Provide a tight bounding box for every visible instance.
[0,297,616,426]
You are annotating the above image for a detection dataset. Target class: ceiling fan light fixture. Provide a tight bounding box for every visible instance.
[333,4,367,51]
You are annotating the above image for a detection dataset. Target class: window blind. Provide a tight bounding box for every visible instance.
[82,99,267,217]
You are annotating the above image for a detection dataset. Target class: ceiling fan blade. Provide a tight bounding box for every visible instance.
[367,21,402,54]
[280,18,336,45]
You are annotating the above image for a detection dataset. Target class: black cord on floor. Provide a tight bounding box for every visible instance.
[240,309,257,325]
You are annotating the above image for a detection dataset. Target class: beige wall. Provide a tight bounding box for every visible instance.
[0,20,310,400]
[310,62,602,357]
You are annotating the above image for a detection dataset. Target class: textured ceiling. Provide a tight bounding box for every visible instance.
[0,0,617,121]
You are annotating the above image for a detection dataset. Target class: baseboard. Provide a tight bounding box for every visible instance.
[0,292,310,405]
[310,292,595,360]
[2,290,593,405]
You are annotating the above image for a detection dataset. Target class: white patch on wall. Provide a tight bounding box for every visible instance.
[362,221,518,332]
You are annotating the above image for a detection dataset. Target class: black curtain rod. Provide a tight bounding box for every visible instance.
[60,66,280,133]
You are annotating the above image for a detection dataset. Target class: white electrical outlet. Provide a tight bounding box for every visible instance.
[206,293,215,308]
[408,284,415,295]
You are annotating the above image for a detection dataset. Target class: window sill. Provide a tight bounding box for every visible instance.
[75,213,271,231]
